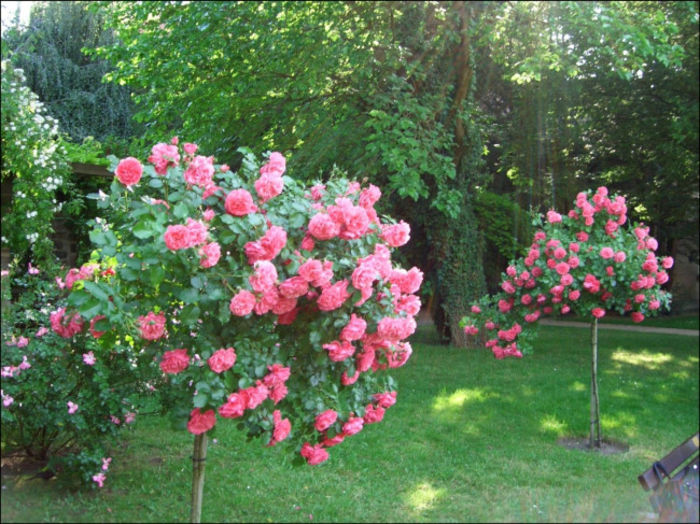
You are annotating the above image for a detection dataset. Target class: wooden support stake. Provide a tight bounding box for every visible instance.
[190,433,208,523]
[590,318,602,448]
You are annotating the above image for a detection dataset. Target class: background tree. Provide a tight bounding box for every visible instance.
[88,1,698,342]
[94,1,497,345]
[480,1,698,258]
[2,1,139,150]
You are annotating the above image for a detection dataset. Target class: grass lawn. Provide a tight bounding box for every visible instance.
[2,322,698,522]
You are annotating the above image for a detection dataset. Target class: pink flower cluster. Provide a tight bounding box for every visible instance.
[214,362,291,425]
[50,307,84,339]
[148,142,181,175]
[77,142,421,469]
[463,186,672,359]
[300,390,397,465]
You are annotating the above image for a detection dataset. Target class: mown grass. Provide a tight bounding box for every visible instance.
[2,322,698,523]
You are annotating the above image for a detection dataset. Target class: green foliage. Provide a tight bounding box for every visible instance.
[482,1,699,247]
[3,1,139,150]
[0,258,157,485]
[473,190,532,261]
[93,1,492,347]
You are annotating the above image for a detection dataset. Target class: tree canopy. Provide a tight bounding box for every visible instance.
[5,0,696,340]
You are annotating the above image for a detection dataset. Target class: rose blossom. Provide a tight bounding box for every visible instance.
[160,348,189,374]
[164,224,191,251]
[308,213,340,241]
[187,408,216,435]
[373,391,397,408]
[139,311,166,340]
[249,261,278,293]
[381,221,411,247]
[115,157,143,186]
[219,394,246,419]
[600,247,614,259]
[230,289,256,316]
[259,152,286,177]
[300,443,329,465]
[342,415,364,436]
[184,155,215,188]
[240,382,269,410]
[225,189,258,216]
[377,316,416,341]
[278,276,309,299]
[83,351,96,366]
[317,280,351,311]
[255,174,284,203]
[363,404,385,424]
[322,434,346,447]
[591,307,606,319]
[340,314,367,342]
[314,409,338,432]
[92,473,106,488]
[359,184,381,208]
[268,410,291,446]
[199,242,221,268]
[67,401,79,414]
[546,210,562,223]
[208,347,237,373]
[323,340,355,362]
[50,308,84,338]
[186,218,208,247]
[148,142,180,174]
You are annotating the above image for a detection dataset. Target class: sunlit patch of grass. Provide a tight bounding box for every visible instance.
[432,387,491,412]
[540,414,569,436]
[405,481,446,514]
[600,411,638,437]
[569,380,586,392]
[611,348,673,370]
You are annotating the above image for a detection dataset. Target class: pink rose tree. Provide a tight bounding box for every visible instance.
[460,186,672,449]
[58,141,420,521]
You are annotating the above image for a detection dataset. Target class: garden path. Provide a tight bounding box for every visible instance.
[539,319,699,337]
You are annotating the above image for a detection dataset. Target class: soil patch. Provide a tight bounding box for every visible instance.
[1,452,51,477]
[557,436,630,455]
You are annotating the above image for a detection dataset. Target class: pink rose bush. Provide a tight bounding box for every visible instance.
[37,140,419,472]
[460,186,672,358]
[2,258,159,488]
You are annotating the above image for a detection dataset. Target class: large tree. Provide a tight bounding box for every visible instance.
[92,1,697,341]
[95,1,494,345]
[479,1,698,254]
[3,1,138,147]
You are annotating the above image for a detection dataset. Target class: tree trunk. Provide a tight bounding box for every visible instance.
[190,433,208,523]
[589,319,602,448]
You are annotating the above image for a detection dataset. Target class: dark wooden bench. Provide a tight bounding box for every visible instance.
[638,433,699,492]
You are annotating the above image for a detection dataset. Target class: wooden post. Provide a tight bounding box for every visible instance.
[190,433,208,523]
[589,318,601,448]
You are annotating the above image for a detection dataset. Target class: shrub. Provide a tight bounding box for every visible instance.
[1,258,157,484]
